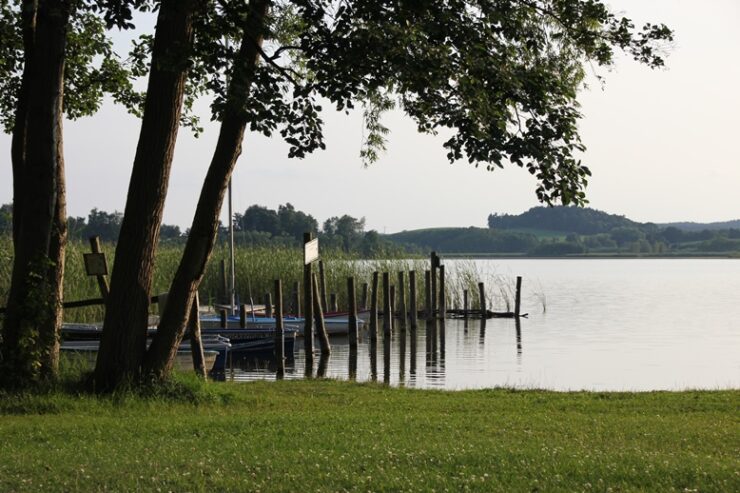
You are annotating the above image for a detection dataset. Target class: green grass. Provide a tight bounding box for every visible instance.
[0,376,737,492]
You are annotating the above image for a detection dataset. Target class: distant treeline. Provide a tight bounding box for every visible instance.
[0,202,404,256]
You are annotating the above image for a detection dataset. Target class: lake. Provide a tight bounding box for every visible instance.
[228,259,740,391]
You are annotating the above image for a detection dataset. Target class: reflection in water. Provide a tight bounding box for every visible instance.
[349,348,357,381]
[304,354,313,379]
[399,332,406,384]
[220,259,740,391]
[369,338,378,382]
[383,336,391,384]
[317,353,330,378]
[515,317,522,358]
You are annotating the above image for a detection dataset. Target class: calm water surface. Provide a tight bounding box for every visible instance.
[228,259,740,391]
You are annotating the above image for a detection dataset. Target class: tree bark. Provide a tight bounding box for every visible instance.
[144,0,270,380]
[1,0,69,387]
[93,0,198,390]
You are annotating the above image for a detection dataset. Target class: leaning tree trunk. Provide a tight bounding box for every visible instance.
[144,0,270,379]
[93,0,198,391]
[1,0,70,387]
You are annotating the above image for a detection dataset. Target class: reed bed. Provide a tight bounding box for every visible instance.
[0,236,519,322]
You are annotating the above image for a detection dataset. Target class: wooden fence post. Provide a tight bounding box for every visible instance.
[430,253,437,318]
[515,276,522,318]
[265,292,273,318]
[239,304,247,328]
[463,289,469,318]
[88,236,110,299]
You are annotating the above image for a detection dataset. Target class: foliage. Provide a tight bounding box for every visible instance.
[489,206,638,234]
[0,381,737,492]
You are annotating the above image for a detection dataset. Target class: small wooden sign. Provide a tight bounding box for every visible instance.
[83,252,108,276]
[304,238,319,265]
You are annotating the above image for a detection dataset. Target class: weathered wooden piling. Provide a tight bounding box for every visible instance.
[438,264,446,319]
[398,271,407,331]
[292,281,301,317]
[312,273,331,355]
[463,289,469,318]
[188,291,206,379]
[319,260,328,313]
[369,272,379,343]
[478,282,487,314]
[382,272,392,338]
[409,270,418,330]
[265,292,273,318]
[515,276,523,318]
[239,304,247,328]
[219,308,227,329]
[424,270,432,320]
[329,293,338,312]
[303,233,314,359]
[274,280,285,379]
[430,253,438,318]
[347,277,358,350]
[390,285,396,319]
[361,282,368,311]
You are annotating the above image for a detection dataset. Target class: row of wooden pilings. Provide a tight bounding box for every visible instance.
[225,251,523,379]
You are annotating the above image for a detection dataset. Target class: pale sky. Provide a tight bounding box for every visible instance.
[1,0,738,233]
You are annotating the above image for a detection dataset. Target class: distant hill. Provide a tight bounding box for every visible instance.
[487,206,638,235]
[658,220,740,232]
[386,227,539,254]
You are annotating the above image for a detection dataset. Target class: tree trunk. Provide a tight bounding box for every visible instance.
[93,0,198,390]
[144,0,270,380]
[1,0,69,387]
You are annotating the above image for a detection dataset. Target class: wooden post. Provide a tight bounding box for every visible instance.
[274,280,285,379]
[360,282,369,311]
[382,272,392,338]
[390,285,395,318]
[438,264,446,319]
[409,270,418,330]
[88,236,110,299]
[292,281,301,317]
[219,308,227,328]
[478,282,487,315]
[430,252,438,318]
[312,273,331,355]
[319,259,328,314]
[463,289,469,318]
[397,271,407,331]
[347,277,358,350]
[303,233,314,358]
[239,304,247,328]
[329,293,338,313]
[424,270,432,320]
[515,276,522,318]
[369,272,379,343]
[265,292,273,318]
[188,291,206,378]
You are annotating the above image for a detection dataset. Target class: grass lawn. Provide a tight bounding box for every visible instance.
[0,377,738,492]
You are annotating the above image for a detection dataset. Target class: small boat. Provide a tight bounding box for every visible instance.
[199,314,364,336]
[60,340,223,373]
